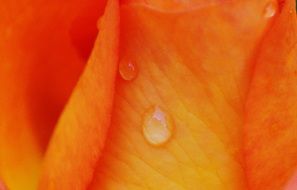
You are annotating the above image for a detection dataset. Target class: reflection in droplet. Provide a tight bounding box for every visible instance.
[142,106,173,146]
[264,1,277,18]
[119,58,138,81]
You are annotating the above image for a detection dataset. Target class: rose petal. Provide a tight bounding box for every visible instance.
[38,0,119,189]
[244,0,297,189]
[0,0,105,189]
[87,0,272,189]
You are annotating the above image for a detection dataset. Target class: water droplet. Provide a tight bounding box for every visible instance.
[142,106,173,146]
[264,1,277,18]
[119,58,138,81]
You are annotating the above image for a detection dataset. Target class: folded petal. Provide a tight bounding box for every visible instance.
[38,0,119,189]
[0,0,105,189]
[244,0,297,189]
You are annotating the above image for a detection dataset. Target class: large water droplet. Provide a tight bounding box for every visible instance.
[119,58,138,81]
[142,106,173,146]
[264,1,277,18]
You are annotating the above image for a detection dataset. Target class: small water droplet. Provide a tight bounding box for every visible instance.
[264,1,277,18]
[119,59,138,81]
[142,106,173,146]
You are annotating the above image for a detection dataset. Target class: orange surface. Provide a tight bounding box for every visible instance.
[244,0,297,190]
[38,0,119,189]
[0,0,296,190]
[0,0,106,189]
[40,0,274,189]
[88,1,273,189]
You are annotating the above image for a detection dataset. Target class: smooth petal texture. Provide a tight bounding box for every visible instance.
[88,1,274,189]
[122,0,223,12]
[284,170,297,190]
[0,0,105,189]
[244,0,297,189]
[38,0,119,189]
[0,179,7,190]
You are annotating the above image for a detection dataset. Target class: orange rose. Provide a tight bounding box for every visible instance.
[0,0,296,190]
